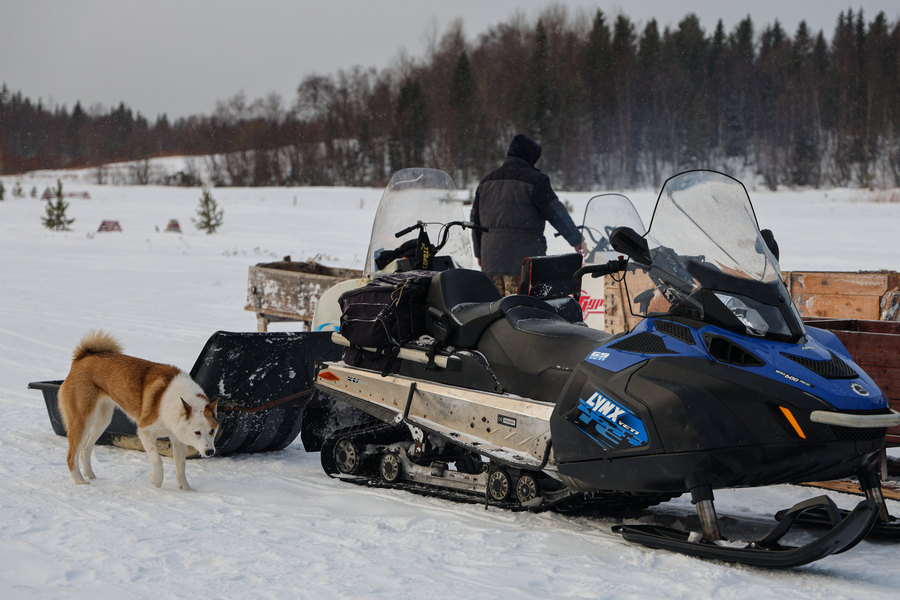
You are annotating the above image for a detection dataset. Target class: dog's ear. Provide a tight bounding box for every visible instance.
[207,399,218,415]
[181,398,193,418]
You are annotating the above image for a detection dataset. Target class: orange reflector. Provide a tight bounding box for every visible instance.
[318,371,340,381]
[779,406,806,439]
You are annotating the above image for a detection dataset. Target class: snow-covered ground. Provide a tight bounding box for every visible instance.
[2,163,900,599]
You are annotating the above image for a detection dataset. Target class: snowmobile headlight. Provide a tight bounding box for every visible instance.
[713,292,792,339]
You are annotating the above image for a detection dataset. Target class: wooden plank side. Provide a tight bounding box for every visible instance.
[788,271,898,296]
[855,320,900,334]
[803,318,859,331]
[604,276,641,334]
[825,331,900,357]
[800,479,900,500]
[861,367,900,398]
[793,293,881,319]
[803,318,900,334]
[246,266,349,322]
[843,349,900,371]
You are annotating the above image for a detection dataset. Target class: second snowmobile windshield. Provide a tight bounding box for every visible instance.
[580,193,646,265]
[625,170,805,342]
[364,168,472,276]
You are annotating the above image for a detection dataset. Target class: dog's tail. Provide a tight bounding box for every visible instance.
[73,330,124,362]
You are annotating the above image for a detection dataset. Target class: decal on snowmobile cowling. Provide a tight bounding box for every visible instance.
[570,389,649,450]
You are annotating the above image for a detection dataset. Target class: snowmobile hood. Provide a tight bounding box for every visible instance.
[585,318,890,412]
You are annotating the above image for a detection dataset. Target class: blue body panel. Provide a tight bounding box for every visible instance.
[584,319,889,412]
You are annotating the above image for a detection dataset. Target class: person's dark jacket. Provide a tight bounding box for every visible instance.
[470,156,582,276]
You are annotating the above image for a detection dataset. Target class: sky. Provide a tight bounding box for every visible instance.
[2,0,898,121]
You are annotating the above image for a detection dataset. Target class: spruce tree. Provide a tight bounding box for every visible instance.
[192,187,224,234]
[41,180,75,231]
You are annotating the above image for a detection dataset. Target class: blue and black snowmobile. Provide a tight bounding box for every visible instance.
[310,168,900,567]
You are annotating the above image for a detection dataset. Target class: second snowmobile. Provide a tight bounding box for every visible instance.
[310,168,899,567]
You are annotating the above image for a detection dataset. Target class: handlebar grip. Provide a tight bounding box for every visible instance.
[460,221,489,233]
[573,258,627,280]
[573,265,603,279]
[395,222,422,238]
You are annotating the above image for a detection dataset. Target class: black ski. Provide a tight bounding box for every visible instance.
[613,496,879,568]
[775,504,900,540]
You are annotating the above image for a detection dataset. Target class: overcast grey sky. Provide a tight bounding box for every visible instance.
[2,1,897,120]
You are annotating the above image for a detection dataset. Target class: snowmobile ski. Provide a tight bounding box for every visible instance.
[615,496,878,568]
[775,504,900,540]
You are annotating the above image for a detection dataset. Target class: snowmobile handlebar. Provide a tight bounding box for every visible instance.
[395,221,425,238]
[394,220,488,239]
[573,257,629,280]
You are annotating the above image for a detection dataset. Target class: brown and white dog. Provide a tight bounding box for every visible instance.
[58,330,218,490]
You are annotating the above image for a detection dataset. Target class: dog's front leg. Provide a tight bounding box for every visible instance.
[170,438,193,491]
[137,429,164,488]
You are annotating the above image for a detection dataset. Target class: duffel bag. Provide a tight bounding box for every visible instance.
[338,270,434,349]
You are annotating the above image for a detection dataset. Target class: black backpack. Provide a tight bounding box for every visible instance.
[337,271,434,349]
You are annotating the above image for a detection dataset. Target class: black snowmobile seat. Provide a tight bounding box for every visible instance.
[426,269,558,348]
[477,306,613,402]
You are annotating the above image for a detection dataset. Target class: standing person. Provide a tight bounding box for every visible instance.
[470,133,586,295]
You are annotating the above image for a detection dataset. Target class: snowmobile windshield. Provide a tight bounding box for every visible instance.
[624,170,806,343]
[580,193,646,265]
[364,168,472,276]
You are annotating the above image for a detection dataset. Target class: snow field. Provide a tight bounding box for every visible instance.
[1,164,900,598]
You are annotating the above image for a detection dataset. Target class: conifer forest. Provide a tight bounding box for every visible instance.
[1,8,898,190]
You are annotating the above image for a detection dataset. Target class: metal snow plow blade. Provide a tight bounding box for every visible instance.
[614,496,879,568]
[315,362,554,470]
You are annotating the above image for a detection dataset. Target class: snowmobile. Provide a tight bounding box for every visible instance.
[310,167,900,567]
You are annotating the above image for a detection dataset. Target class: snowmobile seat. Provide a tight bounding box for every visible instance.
[478,306,613,402]
[426,269,557,348]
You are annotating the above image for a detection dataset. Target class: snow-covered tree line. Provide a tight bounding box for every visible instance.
[1,7,898,190]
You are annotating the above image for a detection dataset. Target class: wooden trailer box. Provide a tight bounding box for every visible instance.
[786,271,900,321]
[245,259,362,331]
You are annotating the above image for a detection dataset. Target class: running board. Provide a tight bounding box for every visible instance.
[614,496,879,568]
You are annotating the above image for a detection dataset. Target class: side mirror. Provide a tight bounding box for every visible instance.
[610,226,652,266]
[760,229,780,261]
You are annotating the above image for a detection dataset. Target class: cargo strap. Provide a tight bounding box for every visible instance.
[219,388,314,413]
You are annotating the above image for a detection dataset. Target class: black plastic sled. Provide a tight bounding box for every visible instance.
[29,330,342,456]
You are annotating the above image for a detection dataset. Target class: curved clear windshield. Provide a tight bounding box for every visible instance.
[624,171,805,342]
[580,193,646,265]
[364,168,472,276]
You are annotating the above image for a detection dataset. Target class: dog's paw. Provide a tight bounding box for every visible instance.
[151,473,163,488]
[178,482,194,492]
[74,479,91,485]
